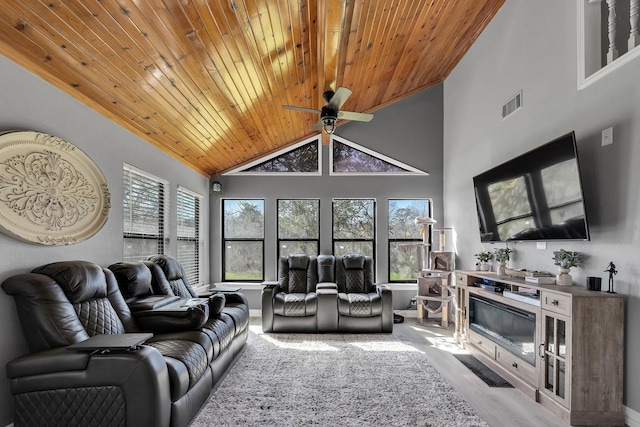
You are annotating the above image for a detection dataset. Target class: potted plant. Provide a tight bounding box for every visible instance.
[474,250,493,271]
[552,249,582,286]
[494,248,513,275]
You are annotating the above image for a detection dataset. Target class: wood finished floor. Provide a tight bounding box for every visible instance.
[249,311,570,427]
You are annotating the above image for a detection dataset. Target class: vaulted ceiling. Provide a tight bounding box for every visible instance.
[0,0,505,177]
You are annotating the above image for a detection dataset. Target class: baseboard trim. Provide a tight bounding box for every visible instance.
[626,405,640,427]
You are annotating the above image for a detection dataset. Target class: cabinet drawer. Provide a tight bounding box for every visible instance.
[496,348,536,385]
[456,273,467,287]
[467,330,496,358]
[541,291,571,316]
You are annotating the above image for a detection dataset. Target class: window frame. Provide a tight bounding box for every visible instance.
[387,198,432,283]
[277,199,320,258]
[332,198,376,260]
[122,164,168,262]
[222,198,265,282]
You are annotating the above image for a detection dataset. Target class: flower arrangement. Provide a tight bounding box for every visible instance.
[474,250,493,263]
[552,249,582,269]
[494,248,513,264]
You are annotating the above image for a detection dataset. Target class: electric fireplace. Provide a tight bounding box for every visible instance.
[468,294,536,366]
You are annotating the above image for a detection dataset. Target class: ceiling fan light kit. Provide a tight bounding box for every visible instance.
[283,87,373,135]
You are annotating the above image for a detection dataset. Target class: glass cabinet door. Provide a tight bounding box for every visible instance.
[541,312,570,407]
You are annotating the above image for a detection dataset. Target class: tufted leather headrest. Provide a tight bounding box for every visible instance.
[288,254,309,270]
[32,261,108,304]
[148,255,183,281]
[342,253,365,270]
[108,262,153,299]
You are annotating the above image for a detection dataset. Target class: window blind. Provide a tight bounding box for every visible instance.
[177,186,202,285]
[123,165,168,261]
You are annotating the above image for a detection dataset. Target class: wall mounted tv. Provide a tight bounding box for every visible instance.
[473,131,590,242]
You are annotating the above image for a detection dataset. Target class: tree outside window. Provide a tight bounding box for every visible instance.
[388,199,431,282]
[332,199,375,258]
[278,199,320,257]
[223,199,264,281]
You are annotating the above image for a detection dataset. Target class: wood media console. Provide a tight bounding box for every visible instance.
[454,271,624,426]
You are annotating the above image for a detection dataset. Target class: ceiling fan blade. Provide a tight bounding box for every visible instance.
[282,105,321,114]
[328,87,352,109]
[312,118,324,131]
[338,111,374,122]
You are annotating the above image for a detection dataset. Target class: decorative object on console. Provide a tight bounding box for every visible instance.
[586,276,602,291]
[474,250,492,271]
[605,261,618,293]
[552,249,582,286]
[494,247,513,276]
[0,130,110,245]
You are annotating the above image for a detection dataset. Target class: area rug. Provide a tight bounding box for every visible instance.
[191,328,489,427]
[453,354,513,388]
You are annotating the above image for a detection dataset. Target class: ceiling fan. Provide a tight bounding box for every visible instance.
[282,87,373,134]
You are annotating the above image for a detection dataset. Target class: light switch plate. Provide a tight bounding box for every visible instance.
[537,242,547,250]
[602,126,613,146]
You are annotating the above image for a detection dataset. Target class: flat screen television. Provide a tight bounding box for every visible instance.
[473,131,590,242]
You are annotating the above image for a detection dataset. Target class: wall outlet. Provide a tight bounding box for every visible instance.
[602,126,613,146]
[537,242,547,250]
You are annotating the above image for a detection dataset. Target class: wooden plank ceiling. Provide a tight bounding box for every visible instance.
[0,0,505,177]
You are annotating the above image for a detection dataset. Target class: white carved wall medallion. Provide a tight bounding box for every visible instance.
[0,131,111,245]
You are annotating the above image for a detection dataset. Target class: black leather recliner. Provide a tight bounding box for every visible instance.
[335,253,393,332]
[2,261,215,427]
[261,253,392,333]
[110,259,248,385]
[263,254,329,332]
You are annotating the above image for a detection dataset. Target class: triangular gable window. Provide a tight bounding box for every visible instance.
[330,135,428,175]
[225,135,321,175]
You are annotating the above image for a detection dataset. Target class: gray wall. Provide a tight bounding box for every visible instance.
[209,84,444,284]
[0,55,210,425]
[443,0,640,413]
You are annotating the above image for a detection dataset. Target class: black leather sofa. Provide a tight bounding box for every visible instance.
[2,260,248,427]
[262,253,393,333]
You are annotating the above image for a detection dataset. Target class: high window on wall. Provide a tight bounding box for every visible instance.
[123,164,168,261]
[332,199,376,258]
[388,199,432,282]
[177,187,202,285]
[579,0,640,88]
[277,199,320,258]
[224,135,321,175]
[222,199,264,281]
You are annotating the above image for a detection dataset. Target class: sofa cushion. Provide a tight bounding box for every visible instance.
[288,254,309,270]
[337,293,382,317]
[109,262,153,300]
[209,293,226,316]
[273,293,317,317]
[342,253,365,270]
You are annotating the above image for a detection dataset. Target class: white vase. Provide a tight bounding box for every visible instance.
[480,263,491,271]
[497,262,506,275]
[556,268,572,286]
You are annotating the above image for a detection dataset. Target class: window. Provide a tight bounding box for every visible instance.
[332,199,375,258]
[330,135,428,175]
[177,187,202,285]
[278,199,320,257]
[388,199,431,282]
[225,135,321,175]
[123,164,168,261]
[222,199,264,281]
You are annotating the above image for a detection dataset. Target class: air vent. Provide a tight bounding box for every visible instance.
[502,91,522,119]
